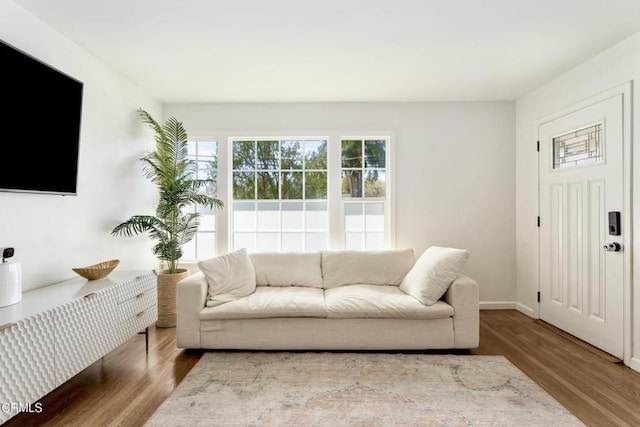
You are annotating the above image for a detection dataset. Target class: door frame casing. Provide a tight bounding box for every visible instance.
[535,82,632,366]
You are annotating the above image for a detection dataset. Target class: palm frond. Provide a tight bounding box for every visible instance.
[137,109,163,136]
[185,193,224,210]
[111,215,165,237]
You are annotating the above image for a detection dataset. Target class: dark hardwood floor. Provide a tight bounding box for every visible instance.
[5,309,640,426]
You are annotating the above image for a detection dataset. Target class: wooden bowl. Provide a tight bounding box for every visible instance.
[72,259,120,280]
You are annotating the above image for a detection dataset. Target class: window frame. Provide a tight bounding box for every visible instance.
[182,134,395,256]
[338,136,393,250]
[227,136,331,253]
[181,138,220,260]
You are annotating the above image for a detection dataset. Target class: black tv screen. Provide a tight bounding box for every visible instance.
[0,39,83,195]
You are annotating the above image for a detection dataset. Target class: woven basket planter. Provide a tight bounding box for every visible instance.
[156,268,190,328]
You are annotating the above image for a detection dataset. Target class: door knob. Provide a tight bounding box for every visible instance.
[603,242,622,252]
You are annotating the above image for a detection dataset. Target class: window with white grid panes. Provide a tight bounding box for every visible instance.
[342,138,388,250]
[231,138,328,252]
[181,139,218,259]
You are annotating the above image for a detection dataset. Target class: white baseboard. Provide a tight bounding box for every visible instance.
[478,301,537,317]
[515,303,536,318]
[628,357,640,374]
[479,301,517,310]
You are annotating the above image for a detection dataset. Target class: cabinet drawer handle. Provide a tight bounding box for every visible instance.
[84,292,97,299]
[135,293,144,299]
[0,322,16,332]
[136,311,144,318]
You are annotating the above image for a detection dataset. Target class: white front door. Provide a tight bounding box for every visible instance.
[539,94,624,358]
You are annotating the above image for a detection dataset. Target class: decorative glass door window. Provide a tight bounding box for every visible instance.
[553,123,603,169]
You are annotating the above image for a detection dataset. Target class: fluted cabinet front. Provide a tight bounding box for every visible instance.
[52,286,121,384]
[116,273,157,342]
[0,313,56,423]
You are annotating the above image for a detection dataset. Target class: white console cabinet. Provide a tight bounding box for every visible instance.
[0,270,157,424]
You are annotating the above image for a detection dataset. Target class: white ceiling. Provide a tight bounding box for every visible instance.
[11,0,640,103]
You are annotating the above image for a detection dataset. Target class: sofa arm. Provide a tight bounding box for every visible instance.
[444,274,479,348]
[176,271,208,349]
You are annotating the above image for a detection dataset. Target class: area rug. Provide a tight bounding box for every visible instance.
[145,352,584,426]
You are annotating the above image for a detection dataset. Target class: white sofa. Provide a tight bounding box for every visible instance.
[176,248,479,350]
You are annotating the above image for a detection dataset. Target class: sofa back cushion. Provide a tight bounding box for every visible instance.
[249,252,323,288]
[321,249,415,289]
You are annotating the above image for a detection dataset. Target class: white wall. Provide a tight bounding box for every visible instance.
[0,1,161,291]
[165,102,516,305]
[515,32,640,366]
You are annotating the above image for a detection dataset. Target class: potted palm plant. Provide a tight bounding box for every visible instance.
[112,108,223,327]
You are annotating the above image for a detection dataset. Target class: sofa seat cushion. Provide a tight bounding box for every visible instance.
[249,252,322,288]
[199,286,327,320]
[325,284,454,319]
[321,249,416,289]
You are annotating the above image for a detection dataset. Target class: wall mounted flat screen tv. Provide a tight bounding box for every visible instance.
[0,39,83,196]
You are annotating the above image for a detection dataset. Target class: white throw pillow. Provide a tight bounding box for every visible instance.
[399,246,470,306]
[198,248,256,307]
